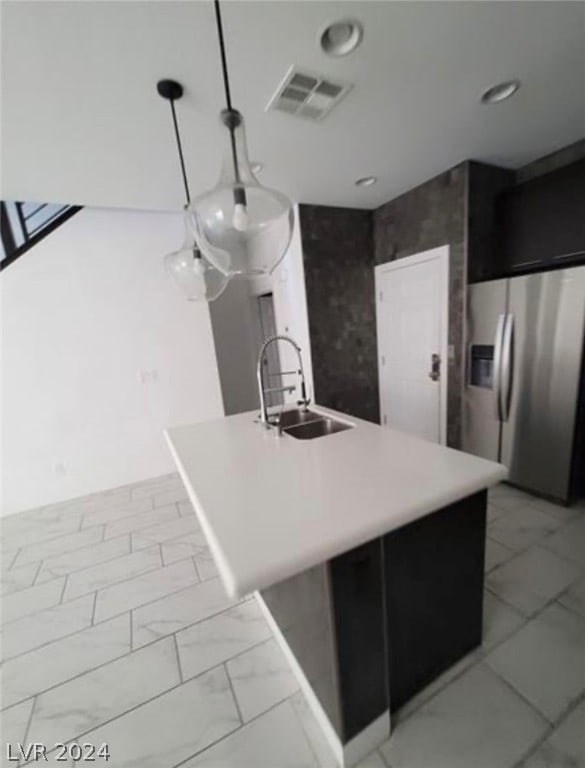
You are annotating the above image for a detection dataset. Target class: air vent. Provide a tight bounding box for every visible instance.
[266,66,352,122]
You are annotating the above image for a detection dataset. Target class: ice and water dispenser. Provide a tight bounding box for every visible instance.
[469,345,494,389]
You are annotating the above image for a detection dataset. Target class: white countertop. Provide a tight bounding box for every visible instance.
[165,406,507,599]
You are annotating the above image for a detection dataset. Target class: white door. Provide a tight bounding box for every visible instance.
[375,246,449,444]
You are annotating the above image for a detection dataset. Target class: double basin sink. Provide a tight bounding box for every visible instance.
[277,408,353,440]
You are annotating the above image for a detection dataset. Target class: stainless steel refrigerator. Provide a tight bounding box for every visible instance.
[462,265,585,503]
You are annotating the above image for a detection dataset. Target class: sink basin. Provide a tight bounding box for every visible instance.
[277,408,322,428]
[283,417,353,440]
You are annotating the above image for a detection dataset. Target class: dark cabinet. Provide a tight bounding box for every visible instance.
[496,160,585,276]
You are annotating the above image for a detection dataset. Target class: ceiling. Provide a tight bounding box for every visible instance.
[1,1,584,211]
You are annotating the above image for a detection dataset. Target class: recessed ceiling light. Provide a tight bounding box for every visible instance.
[320,19,363,57]
[355,176,377,188]
[481,79,520,104]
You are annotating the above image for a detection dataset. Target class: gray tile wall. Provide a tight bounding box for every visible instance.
[300,150,575,448]
[373,164,468,448]
[299,204,379,423]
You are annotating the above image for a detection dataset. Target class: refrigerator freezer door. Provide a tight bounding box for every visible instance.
[462,279,508,461]
[502,266,585,501]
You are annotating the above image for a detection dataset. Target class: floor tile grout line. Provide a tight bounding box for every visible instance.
[78,496,155,531]
[3,531,132,584]
[509,687,585,768]
[485,552,585,620]
[101,503,181,542]
[27,534,133,588]
[22,479,144,518]
[171,692,304,768]
[0,578,243,666]
[539,538,585,568]
[483,584,535,617]
[91,591,98,626]
[25,657,242,758]
[4,480,182,531]
[11,523,107,570]
[1,598,260,714]
[485,660,554,726]
[204,656,245,726]
[485,534,584,583]
[59,575,68,605]
[129,480,185,503]
[393,580,557,725]
[173,633,184,684]
[171,723,243,768]
[56,547,172,608]
[3,521,106,563]
[191,555,201,583]
[30,560,45,587]
[7,547,22,571]
[398,576,585,727]
[21,695,38,749]
[0,642,134,715]
[395,560,585,729]
[0,577,69,629]
[555,593,585,622]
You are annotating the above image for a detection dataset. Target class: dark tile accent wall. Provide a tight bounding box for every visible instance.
[299,204,379,423]
[373,164,468,448]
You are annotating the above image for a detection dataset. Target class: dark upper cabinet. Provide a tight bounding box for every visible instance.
[467,162,515,284]
[495,160,585,276]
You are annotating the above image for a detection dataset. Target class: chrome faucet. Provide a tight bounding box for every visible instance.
[257,335,309,428]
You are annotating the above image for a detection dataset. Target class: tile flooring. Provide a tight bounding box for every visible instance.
[1,477,584,767]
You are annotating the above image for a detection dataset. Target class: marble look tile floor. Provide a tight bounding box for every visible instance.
[1,478,584,768]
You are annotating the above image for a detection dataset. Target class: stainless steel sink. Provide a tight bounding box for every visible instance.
[283,417,353,440]
[277,408,322,428]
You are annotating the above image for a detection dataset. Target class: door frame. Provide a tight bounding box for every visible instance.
[374,245,450,445]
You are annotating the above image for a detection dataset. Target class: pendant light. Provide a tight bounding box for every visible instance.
[190,0,294,278]
[157,78,229,302]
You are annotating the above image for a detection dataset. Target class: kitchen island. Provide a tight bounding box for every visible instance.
[165,405,506,766]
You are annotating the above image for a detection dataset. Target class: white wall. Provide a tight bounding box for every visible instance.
[246,206,314,405]
[210,206,314,414]
[1,207,224,516]
[208,277,262,416]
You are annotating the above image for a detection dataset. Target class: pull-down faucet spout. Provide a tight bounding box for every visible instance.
[257,335,309,428]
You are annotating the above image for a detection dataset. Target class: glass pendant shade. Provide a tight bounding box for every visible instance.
[164,209,229,302]
[190,110,294,278]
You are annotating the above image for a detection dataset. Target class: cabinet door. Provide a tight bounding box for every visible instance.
[498,160,585,276]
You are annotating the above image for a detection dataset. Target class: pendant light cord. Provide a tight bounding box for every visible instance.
[214,0,233,111]
[213,0,241,185]
[168,98,191,204]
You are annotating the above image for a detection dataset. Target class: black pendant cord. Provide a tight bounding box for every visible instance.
[168,98,191,205]
[213,0,241,187]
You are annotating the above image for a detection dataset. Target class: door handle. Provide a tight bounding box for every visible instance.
[501,314,514,422]
[428,353,441,381]
[493,314,506,421]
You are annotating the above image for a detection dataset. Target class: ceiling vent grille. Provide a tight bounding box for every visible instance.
[266,66,352,122]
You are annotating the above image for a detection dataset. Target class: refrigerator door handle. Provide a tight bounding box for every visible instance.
[501,314,515,422]
[493,314,506,421]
